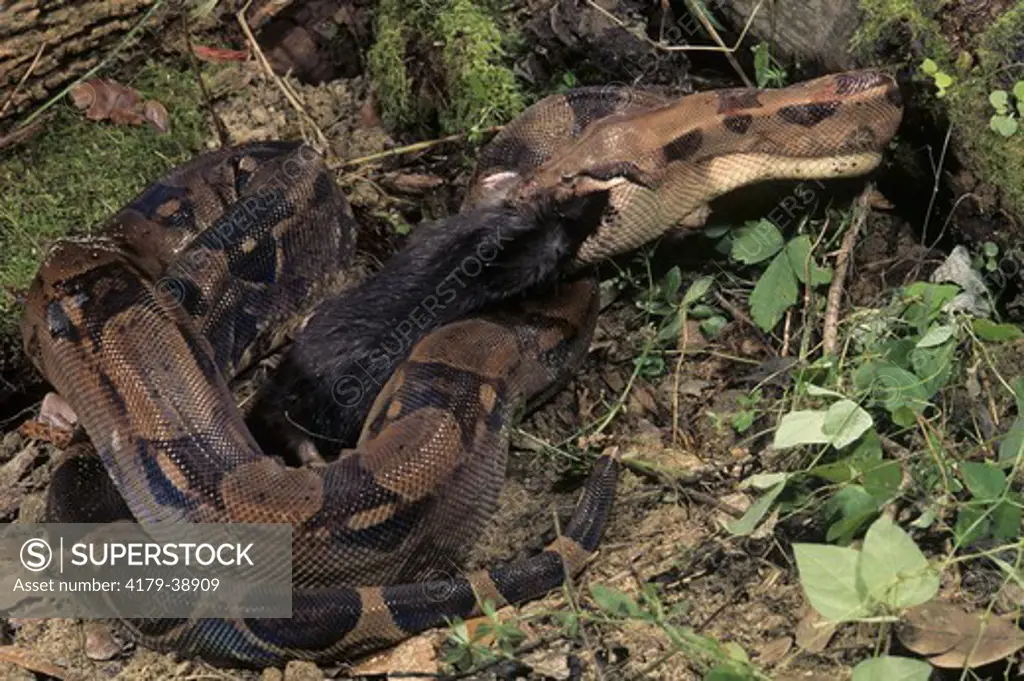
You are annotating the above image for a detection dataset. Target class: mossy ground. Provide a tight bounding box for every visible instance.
[854,0,1024,223]
[0,62,207,331]
[368,0,525,135]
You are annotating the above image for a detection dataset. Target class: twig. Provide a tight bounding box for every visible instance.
[620,459,748,518]
[671,308,692,444]
[184,27,230,147]
[0,42,46,119]
[0,645,67,679]
[799,219,830,360]
[920,122,953,245]
[823,189,871,355]
[682,0,754,87]
[330,126,505,170]
[19,0,166,128]
[585,0,764,59]
[236,0,330,154]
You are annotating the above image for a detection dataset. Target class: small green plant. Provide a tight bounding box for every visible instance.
[731,389,763,433]
[726,219,832,333]
[988,81,1024,137]
[443,599,527,671]
[588,583,768,680]
[629,263,723,376]
[794,515,939,621]
[751,43,788,88]
[920,58,954,98]
[973,240,1000,272]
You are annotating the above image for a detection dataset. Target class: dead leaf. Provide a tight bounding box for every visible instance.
[144,100,169,133]
[68,78,168,132]
[755,636,793,664]
[191,44,250,62]
[795,605,837,652]
[899,601,1024,668]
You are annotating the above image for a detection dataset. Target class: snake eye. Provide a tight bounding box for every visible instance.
[560,173,575,184]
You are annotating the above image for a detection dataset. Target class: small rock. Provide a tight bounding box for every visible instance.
[261,668,284,681]
[283,660,323,681]
[351,634,440,675]
[83,621,123,660]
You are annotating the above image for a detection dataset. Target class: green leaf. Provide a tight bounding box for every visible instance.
[739,472,789,490]
[663,266,682,300]
[992,500,1022,539]
[682,275,714,307]
[806,383,846,399]
[920,59,938,75]
[825,485,880,544]
[863,460,902,503]
[705,663,754,681]
[753,43,770,89]
[855,361,929,416]
[991,115,1019,137]
[773,410,829,449]
[983,241,999,258]
[749,251,798,331]
[1014,80,1024,100]
[657,311,683,342]
[989,89,1010,112]
[992,555,1024,588]
[916,324,954,348]
[910,341,954,399]
[700,315,728,338]
[822,399,874,449]
[901,282,960,329]
[858,516,938,610]
[731,220,784,265]
[851,656,931,681]
[955,506,989,546]
[999,418,1024,463]
[972,318,1023,342]
[589,584,642,618]
[934,72,953,90]
[785,235,832,286]
[961,461,1006,500]
[793,543,869,621]
[726,480,785,536]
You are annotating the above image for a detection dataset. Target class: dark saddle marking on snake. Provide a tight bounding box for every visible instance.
[23,70,902,666]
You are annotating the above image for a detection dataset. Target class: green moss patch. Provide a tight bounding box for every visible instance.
[0,63,207,329]
[368,0,525,134]
[854,1,1024,221]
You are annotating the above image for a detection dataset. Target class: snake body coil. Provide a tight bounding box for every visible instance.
[22,72,902,665]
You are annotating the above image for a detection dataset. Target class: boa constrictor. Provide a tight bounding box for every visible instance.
[21,70,902,666]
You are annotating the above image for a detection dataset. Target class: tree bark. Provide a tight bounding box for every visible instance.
[713,0,863,71]
[0,0,172,126]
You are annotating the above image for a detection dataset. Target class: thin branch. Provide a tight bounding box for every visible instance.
[1,42,46,119]
[585,0,764,58]
[236,0,330,153]
[330,126,504,170]
[823,189,871,355]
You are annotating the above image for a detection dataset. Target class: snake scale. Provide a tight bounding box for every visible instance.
[20,71,902,666]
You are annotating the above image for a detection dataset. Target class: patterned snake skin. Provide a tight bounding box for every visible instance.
[21,71,902,666]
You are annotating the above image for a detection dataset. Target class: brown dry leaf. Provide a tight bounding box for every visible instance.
[143,100,170,133]
[192,43,250,62]
[0,645,67,679]
[899,601,1024,668]
[68,78,167,132]
[795,605,837,652]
